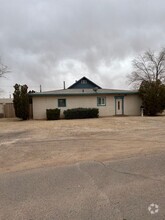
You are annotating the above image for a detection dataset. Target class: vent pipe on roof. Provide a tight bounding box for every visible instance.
[63,81,66,90]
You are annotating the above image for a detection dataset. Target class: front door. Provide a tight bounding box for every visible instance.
[115,97,124,115]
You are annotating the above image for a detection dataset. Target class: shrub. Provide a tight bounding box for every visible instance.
[46,108,60,120]
[13,84,29,120]
[64,108,99,119]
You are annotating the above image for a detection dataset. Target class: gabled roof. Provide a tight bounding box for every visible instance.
[29,76,139,97]
[68,76,102,89]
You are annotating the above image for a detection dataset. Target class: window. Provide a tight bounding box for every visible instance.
[81,79,87,84]
[58,99,66,107]
[97,97,106,106]
[118,101,120,110]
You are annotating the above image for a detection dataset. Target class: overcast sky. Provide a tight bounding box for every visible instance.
[0,0,165,97]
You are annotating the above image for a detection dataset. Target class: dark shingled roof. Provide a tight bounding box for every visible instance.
[68,76,102,89]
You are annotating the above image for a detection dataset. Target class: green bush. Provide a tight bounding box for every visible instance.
[13,84,29,120]
[64,108,99,119]
[46,108,60,120]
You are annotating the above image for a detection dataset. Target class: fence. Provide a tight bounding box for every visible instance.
[0,103,15,118]
[0,103,33,119]
[4,103,15,118]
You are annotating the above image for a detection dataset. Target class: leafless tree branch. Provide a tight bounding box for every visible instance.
[0,61,10,78]
[128,48,165,87]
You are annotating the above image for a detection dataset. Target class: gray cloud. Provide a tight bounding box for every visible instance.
[0,0,165,96]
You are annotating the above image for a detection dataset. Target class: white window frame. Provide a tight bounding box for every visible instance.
[97,97,106,106]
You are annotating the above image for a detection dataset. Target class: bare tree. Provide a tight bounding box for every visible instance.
[0,60,10,94]
[128,49,165,87]
[0,60,10,78]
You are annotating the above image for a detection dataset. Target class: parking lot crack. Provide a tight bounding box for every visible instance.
[108,167,164,182]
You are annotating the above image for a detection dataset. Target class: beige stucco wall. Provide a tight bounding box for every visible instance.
[32,94,142,119]
[124,94,142,116]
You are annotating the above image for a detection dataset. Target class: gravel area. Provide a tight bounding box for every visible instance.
[0,116,164,173]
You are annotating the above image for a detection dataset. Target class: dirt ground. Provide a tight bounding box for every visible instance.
[0,116,165,174]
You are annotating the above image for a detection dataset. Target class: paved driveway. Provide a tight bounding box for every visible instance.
[0,152,165,220]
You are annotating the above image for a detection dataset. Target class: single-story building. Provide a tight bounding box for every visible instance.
[30,76,142,119]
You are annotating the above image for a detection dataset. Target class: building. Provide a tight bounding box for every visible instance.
[30,77,142,119]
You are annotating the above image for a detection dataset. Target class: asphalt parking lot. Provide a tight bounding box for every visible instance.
[0,152,165,220]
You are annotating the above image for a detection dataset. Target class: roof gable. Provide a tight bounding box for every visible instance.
[68,76,102,89]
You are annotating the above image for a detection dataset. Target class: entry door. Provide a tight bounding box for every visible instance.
[115,98,123,115]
